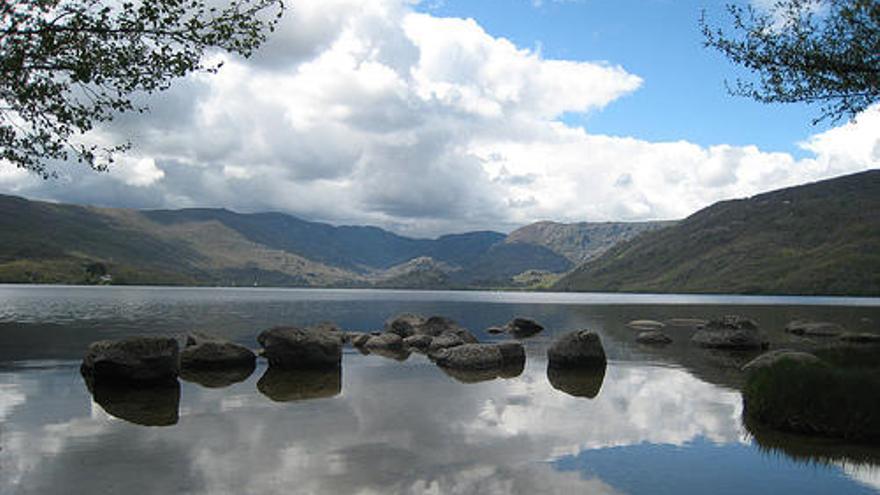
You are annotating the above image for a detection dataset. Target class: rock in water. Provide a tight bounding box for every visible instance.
[432,342,526,383]
[626,320,666,330]
[505,317,544,338]
[742,349,824,373]
[81,337,179,385]
[384,313,427,338]
[364,332,404,351]
[547,330,607,369]
[427,333,468,354]
[839,333,880,344]
[257,326,342,369]
[636,331,673,345]
[784,320,843,337]
[403,334,433,351]
[691,315,766,350]
[180,331,256,370]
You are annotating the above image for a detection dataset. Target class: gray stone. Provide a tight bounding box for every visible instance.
[427,333,467,354]
[180,332,256,370]
[691,315,766,350]
[665,318,708,327]
[626,319,666,330]
[350,333,371,347]
[403,334,433,351]
[486,326,505,335]
[547,330,607,369]
[432,344,504,370]
[742,349,824,372]
[384,313,426,338]
[505,317,544,338]
[365,332,404,351]
[81,336,179,385]
[785,320,843,337]
[636,330,672,345]
[257,326,342,369]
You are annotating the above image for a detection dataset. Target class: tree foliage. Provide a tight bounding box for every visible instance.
[1,0,284,177]
[701,0,879,123]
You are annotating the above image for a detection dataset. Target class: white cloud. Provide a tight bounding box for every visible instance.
[0,0,877,236]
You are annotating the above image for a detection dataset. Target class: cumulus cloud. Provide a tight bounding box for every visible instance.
[0,0,877,236]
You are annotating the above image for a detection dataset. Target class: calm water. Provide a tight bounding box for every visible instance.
[1,285,879,494]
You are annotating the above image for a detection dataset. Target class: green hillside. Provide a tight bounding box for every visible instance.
[555,170,880,296]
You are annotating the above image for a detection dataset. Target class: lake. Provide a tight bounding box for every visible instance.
[1,285,879,494]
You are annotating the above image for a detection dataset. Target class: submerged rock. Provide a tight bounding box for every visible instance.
[180,331,256,370]
[486,326,505,335]
[504,317,544,338]
[257,326,342,369]
[636,330,672,345]
[626,319,666,330]
[86,378,180,426]
[547,330,607,369]
[257,367,342,402]
[665,318,708,327]
[691,315,766,350]
[547,365,606,399]
[81,337,179,385]
[785,320,843,337]
[742,349,824,373]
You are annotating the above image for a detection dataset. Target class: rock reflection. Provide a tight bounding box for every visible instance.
[744,414,880,467]
[438,360,524,384]
[547,364,606,399]
[257,366,342,402]
[180,361,256,388]
[85,378,180,426]
[363,347,412,362]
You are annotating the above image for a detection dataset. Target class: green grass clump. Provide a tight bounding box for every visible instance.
[743,360,880,442]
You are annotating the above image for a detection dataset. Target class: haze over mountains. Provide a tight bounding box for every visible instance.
[0,195,660,288]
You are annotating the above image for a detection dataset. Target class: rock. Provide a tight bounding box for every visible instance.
[636,331,672,345]
[384,313,427,338]
[403,334,433,351]
[351,333,371,348]
[839,332,880,344]
[547,330,607,369]
[486,326,505,335]
[665,318,708,327]
[505,317,544,338]
[81,337,179,385]
[691,315,766,350]
[742,349,824,373]
[86,380,180,426]
[419,316,476,340]
[427,333,468,354]
[785,320,843,337]
[180,332,256,370]
[547,365,606,399]
[432,342,527,377]
[257,367,341,402]
[257,326,342,369]
[365,346,412,361]
[626,319,666,330]
[365,332,404,351]
[496,341,526,364]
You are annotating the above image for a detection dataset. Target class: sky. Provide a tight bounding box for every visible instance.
[0,0,878,237]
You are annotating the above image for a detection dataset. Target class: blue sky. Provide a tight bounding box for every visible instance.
[417,0,824,158]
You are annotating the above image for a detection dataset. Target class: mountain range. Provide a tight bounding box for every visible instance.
[0,194,663,288]
[555,169,880,296]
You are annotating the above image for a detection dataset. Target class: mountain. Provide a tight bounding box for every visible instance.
[0,195,574,288]
[555,170,880,296]
[506,220,675,264]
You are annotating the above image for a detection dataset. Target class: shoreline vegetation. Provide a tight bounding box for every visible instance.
[1,170,878,296]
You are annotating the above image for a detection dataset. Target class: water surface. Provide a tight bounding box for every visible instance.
[1,285,879,494]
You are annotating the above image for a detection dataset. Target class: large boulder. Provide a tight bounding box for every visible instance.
[432,342,526,382]
[81,337,179,385]
[547,330,607,369]
[691,315,766,350]
[785,320,843,337]
[742,349,824,373]
[504,317,544,338]
[180,332,256,370]
[257,326,342,369]
[403,334,433,352]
